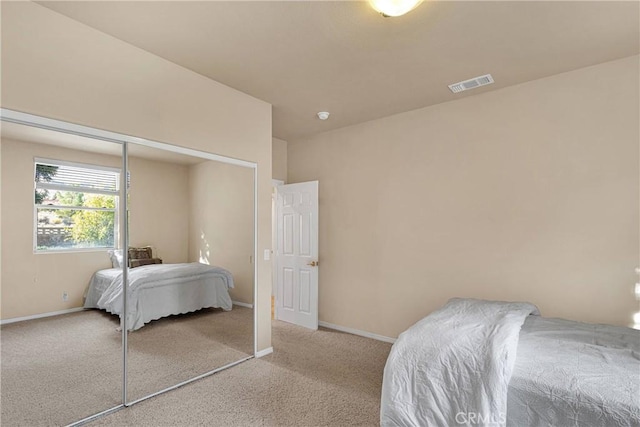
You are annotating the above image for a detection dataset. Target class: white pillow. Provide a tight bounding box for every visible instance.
[108,249,124,268]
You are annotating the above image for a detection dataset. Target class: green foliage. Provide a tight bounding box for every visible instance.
[55,192,85,222]
[34,164,58,204]
[35,164,58,182]
[35,190,49,205]
[69,195,116,246]
[57,191,84,206]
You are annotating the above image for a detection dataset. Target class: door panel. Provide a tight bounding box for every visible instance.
[283,214,294,255]
[283,268,294,309]
[300,213,311,256]
[299,271,311,313]
[275,181,319,330]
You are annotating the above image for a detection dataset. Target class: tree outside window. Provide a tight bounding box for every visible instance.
[34,159,119,252]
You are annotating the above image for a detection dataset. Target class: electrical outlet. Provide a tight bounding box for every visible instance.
[62,292,68,302]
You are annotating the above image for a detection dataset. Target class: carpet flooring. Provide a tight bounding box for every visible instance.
[2,309,392,426]
[1,306,254,426]
[92,320,392,426]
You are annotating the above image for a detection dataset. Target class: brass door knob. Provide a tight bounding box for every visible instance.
[307,261,318,267]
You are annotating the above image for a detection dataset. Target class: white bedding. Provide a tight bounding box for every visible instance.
[84,262,234,331]
[508,316,640,426]
[381,298,538,427]
[380,298,640,427]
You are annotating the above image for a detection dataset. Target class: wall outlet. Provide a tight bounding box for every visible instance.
[62,292,68,302]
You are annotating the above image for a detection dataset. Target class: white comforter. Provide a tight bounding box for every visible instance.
[380,298,539,427]
[85,263,234,330]
[508,316,640,426]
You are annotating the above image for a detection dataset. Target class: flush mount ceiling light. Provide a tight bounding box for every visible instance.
[317,111,330,120]
[369,0,423,17]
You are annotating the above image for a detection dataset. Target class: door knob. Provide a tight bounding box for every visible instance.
[307,261,318,267]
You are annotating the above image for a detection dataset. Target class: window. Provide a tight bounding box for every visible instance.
[34,158,120,252]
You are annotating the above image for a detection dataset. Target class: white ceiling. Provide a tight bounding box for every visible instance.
[39,1,640,141]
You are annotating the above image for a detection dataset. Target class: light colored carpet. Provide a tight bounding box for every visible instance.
[126,306,253,401]
[92,320,393,427]
[1,306,254,426]
[1,310,122,426]
[2,310,392,426]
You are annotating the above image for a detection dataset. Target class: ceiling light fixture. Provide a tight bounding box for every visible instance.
[369,0,423,17]
[317,112,330,120]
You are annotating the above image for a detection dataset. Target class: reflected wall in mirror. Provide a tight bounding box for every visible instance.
[0,122,123,425]
[123,143,255,402]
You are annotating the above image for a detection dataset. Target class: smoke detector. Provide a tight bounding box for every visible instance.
[317,111,330,120]
[448,74,494,93]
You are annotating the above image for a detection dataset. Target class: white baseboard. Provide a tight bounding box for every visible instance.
[0,307,86,325]
[232,301,254,309]
[255,346,273,358]
[318,321,396,344]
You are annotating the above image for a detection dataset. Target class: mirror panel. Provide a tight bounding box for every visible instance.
[124,143,255,402]
[0,111,258,424]
[0,121,123,425]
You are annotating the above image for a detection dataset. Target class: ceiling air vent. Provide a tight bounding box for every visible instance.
[448,74,494,93]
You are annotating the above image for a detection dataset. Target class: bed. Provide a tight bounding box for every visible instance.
[380,298,640,427]
[84,262,234,331]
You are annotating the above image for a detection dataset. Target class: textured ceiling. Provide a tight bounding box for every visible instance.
[39,1,640,141]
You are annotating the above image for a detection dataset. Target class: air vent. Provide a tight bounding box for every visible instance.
[448,74,494,93]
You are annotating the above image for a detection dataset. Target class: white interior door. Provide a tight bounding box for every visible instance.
[275,181,319,330]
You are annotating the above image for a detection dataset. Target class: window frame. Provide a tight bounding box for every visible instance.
[33,157,121,254]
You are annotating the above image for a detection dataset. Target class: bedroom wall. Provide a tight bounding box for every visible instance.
[272,138,288,182]
[1,138,122,319]
[188,161,254,305]
[128,156,189,264]
[288,55,640,338]
[0,139,190,319]
[1,2,273,350]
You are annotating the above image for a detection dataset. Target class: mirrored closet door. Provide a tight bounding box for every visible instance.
[0,120,124,426]
[1,109,258,425]
[124,142,256,403]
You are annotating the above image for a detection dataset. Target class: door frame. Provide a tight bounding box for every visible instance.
[271,179,284,320]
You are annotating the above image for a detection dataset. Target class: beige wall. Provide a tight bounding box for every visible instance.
[1,2,272,349]
[128,156,189,264]
[0,135,3,313]
[288,56,640,338]
[188,161,254,304]
[1,138,119,318]
[272,137,288,182]
[0,139,190,319]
